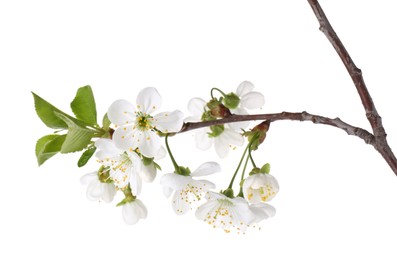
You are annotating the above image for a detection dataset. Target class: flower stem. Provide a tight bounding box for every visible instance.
[165,134,179,172]
[227,144,249,189]
[211,87,227,99]
[237,149,251,197]
[248,143,257,168]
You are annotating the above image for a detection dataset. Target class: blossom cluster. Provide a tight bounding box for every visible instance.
[34,82,279,233]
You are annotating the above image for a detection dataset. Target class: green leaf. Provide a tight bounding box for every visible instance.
[70,85,97,125]
[55,112,95,153]
[102,113,111,131]
[32,92,70,129]
[78,147,97,167]
[35,134,66,166]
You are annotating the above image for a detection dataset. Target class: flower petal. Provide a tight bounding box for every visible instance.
[195,128,212,150]
[153,110,184,133]
[222,128,244,147]
[140,163,157,183]
[80,172,97,185]
[163,186,174,198]
[136,87,162,114]
[214,138,229,158]
[95,138,122,160]
[134,199,148,219]
[191,162,221,177]
[107,99,135,126]
[160,173,191,190]
[236,81,255,97]
[187,98,206,118]
[86,179,103,201]
[240,91,265,110]
[172,191,191,215]
[101,184,116,203]
[250,203,276,222]
[154,146,166,160]
[129,168,142,195]
[195,200,218,220]
[138,130,161,158]
[111,126,140,152]
[122,202,139,225]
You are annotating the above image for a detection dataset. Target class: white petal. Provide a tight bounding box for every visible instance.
[122,202,139,225]
[195,128,212,150]
[172,191,191,215]
[163,186,174,198]
[214,138,229,158]
[86,179,103,201]
[222,128,244,146]
[80,172,97,185]
[138,130,161,158]
[140,163,157,183]
[101,184,116,203]
[160,173,191,190]
[129,169,142,195]
[153,110,184,133]
[195,200,218,220]
[95,139,121,159]
[192,179,216,191]
[240,92,265,110]
[154,146,166,160]
[206,191,227,200]
[107,99,135,126]
[136,87,162,114]
[134,199,148,219]
[187,98,206,118]
[236,81,255,97]
[250,203,276,222]
[191,162,221,177]
[111,126,141,152]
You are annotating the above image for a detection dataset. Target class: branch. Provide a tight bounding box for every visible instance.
[307,0,397,175]
[179,112,375,145]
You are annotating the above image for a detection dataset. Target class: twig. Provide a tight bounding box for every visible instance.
[307,0,397,175]
[179,112,375,146]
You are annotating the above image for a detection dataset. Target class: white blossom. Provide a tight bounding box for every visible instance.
[243,173,279,204]
[122,199,148,225]
[186,98,244,158]
[228,81,265,130]
[95,138,142,194]
[80,171,116,203]
[160,162,220,215]
[108,87,184,158]
[196,191,275,233]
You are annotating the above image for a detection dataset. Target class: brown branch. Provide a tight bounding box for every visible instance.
[179,112,375,145]
[307,0,397,175]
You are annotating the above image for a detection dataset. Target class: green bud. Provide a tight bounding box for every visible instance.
[207,99,231,118]
[222,92,240,109]
[142,156,154,166]
[222,188,235,198]
[208,124,225,137]
[243,120,271,150]
[249,167,261,176]
[201,110,216,122]
[177,166,191,176]
[260,163,271,174]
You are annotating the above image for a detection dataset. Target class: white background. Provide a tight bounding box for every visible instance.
[1,0,397,259]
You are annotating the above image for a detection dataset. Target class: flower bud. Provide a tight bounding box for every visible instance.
[243,120,271,150]
[222,92,240,109]
[208,124,225,137]
[207,99,231,118]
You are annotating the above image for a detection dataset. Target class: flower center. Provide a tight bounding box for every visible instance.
[135,111,153,131]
